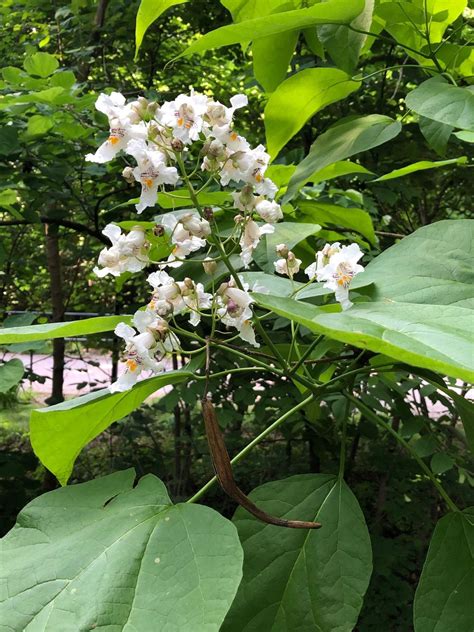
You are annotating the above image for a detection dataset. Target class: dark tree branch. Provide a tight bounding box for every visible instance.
[0,217,109,245]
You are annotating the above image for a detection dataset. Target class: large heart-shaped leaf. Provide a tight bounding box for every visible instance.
[0,315,131,344]
[253,220,474,381]
[406,77,474,131]
[414,509,474,632]
[0,469,243,632]
[222,474,372,632]
[264,68,359,158]
[180,0,365,56]
[30,355,203,485]
[285,114,402,200]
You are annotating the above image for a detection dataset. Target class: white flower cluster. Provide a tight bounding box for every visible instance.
[87,89,364,391]
[85,89,285,390]
[274,241,364,309]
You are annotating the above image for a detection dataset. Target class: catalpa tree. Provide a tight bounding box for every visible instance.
[0,0,473,630]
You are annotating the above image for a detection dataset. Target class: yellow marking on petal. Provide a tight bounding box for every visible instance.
[230,132,238,141]
[255,173,263,183]
[126,359,138,372]
[108,135,120,145]
[143,178,154,188]
[177,117,184,127]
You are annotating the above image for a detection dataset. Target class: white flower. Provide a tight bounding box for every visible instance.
[110,310,180,392]
[126,139,179,213]
[159,92,209,144]
[161,212,209,263]
[148,269,185,312]
[94,224,149,278]
[85,92,147,163]
[274,251,302,279]
[305,242,341,280]
[255,199,283,223]
[239,218,274,267]
[147,270,212,325]
[178,278,213,326]
[205,94,248,128]
[217,279,259,347]
[315,242,364,310]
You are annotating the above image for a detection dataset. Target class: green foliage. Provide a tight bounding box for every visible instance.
[406,78,474,131]
[0,469,243,631]
[135,0,188,58]
[253,220,474,382]
[414,509,474,632]
[0,316,131,344]
[1,0,473,629]
[285,115,402,200]
[223,475,372,631]
[265,68,359,158]
[30,357,202,485]
[318,0,374,72]
[0,359,24,393]
[373,157,467,182]
[181,0,365,56]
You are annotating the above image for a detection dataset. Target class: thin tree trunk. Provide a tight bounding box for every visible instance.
[44,224,65,406]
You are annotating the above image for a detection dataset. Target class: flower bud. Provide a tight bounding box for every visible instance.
[276,243,289,258]
[202,258,217,274]
[150,298,174,317]
[202,207,214,221]
[153,224,165,237]
[147,101,159,115]
[171,138,184,152]
[122,166,135,184]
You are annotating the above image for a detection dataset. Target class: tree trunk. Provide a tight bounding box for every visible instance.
[44,224,65,406]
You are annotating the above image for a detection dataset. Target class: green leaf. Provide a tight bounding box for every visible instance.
[30,355,203,485]
[253,220,474,382]
[242,270,372,299]
[135,0,187,58]
[318,0,375,72]
[448,392,474,454]
[23,52,59,78]
[419,116,453,156]
[414,509,474,632]
[430,453,454,475]
[265,68,359,158]
[253,30,298,93]
[253,222,321,273]
[308,160,373,184]
[406,77,474,132]
[156,188,231,209]
[25,113,55,137]
[0,126,19,155]
[225,0,300,92]
[0,315,131,345]
[0,469,243,631]
[180,0,365,56]
[372,157,467,182]
[222,474,372,631]
[49,69,76,88]
[454,130,474,143]
[0,189,18,207]
[285,114,402,201]
[298,200,376,244]
[0,359,24,393]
